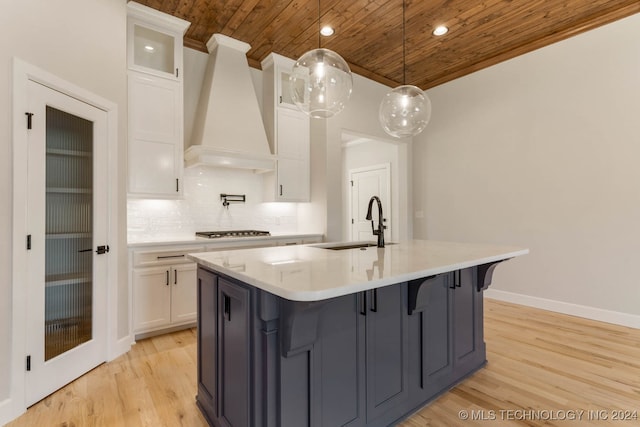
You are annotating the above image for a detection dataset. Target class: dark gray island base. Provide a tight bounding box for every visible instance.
[195,262,504,427]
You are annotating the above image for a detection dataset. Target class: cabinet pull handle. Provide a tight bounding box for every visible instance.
[456,270,462,288]
[371,289,378,312]
[166,270,169,286]
[279,184,283,196]
[359,291,367,316]
[279,95,283,104]
[174,269,177,285]
[223,295,231,321]
[449,273,456,289]
[176,178,179,192]
[157,254,185,259]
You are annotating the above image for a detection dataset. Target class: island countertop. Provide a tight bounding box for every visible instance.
[187,239,528,301]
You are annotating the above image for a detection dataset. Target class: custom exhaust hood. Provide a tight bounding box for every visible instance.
[185,34,275,172]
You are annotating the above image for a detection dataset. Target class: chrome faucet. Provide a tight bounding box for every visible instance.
[366,196,386,248]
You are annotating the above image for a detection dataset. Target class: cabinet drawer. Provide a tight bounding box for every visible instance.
[205,240,278,252]
[132,245,205,267]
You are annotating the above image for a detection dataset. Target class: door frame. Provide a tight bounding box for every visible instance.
[341,130,412,243]
[348,163,392,241]
[10,58,121,418]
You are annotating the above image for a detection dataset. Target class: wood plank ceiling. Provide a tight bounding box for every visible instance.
[134,0,640,89]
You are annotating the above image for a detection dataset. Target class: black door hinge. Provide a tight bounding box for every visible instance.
[26,234,31,250]
[26,355,31,371]
[25,112,34,129]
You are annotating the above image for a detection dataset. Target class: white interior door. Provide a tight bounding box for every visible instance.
[25,80,108,406]
[349,164,391,241]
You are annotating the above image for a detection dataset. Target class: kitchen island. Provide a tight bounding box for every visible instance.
[188,240,528,427]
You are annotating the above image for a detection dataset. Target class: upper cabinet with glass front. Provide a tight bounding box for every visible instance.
[262,53,299,111]
[127,2,190,81]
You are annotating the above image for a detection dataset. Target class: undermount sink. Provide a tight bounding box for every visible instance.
[319,242,396,250]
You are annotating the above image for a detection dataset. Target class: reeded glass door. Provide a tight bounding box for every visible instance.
[26,80,108,406]
[44,106,94,360]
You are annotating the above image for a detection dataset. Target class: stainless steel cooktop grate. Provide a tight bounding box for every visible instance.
[195,230,271,239]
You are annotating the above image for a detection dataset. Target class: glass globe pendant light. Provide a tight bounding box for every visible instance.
[379,85,431,138]
[379,0,432,138]
[290,1,353,118]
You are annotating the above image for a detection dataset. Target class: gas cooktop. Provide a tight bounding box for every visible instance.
[195,230,271,239]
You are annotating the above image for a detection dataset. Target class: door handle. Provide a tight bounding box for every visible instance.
[359,291,367,316]
[96,245,109,255]
[223,295,231,321]
[449,274,456,289]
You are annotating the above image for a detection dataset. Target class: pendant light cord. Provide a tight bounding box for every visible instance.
[402,0,406,85]
[318,0,321,48]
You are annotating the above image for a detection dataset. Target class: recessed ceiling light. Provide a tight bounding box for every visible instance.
[144,44,155,52]
[433,25,449,36]
[320,26,335,37]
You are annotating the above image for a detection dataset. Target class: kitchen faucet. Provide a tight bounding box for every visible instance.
[366,196,386,248]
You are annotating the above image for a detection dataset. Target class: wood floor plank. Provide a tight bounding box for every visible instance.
[6,300,640,427]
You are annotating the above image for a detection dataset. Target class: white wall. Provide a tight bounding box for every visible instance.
[342,138,406,242]
[320,75,412,241]
[414,13,640,324]
[0,0,127,421]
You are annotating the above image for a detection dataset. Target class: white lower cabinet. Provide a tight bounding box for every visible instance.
[170,263,198,323]
[130,235,323,338]
[133,263,197,334]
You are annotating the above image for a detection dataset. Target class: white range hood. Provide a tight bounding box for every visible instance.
[186,34,275,172]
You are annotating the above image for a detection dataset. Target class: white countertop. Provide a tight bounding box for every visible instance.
[127,233,323,248]
[188,240,529,301]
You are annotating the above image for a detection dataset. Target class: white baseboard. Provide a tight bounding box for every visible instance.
[485,289,640,329]
[0,397,22,426]
[0,398,10,426]
[108,334,132,362]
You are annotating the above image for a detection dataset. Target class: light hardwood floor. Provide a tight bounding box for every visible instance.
[6,299,640,427]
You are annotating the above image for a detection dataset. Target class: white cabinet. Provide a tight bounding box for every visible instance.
[170,263,198,323]
[127,2,189,198]
[132,263,197,333]
[130,235,323,338]
[131,246,202,337]
[132,266,173,331]
[262,53,311,202]
[128,72,183,196]
[127,1,188,81]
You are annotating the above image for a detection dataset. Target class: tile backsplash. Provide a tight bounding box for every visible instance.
[127,167,299,242]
